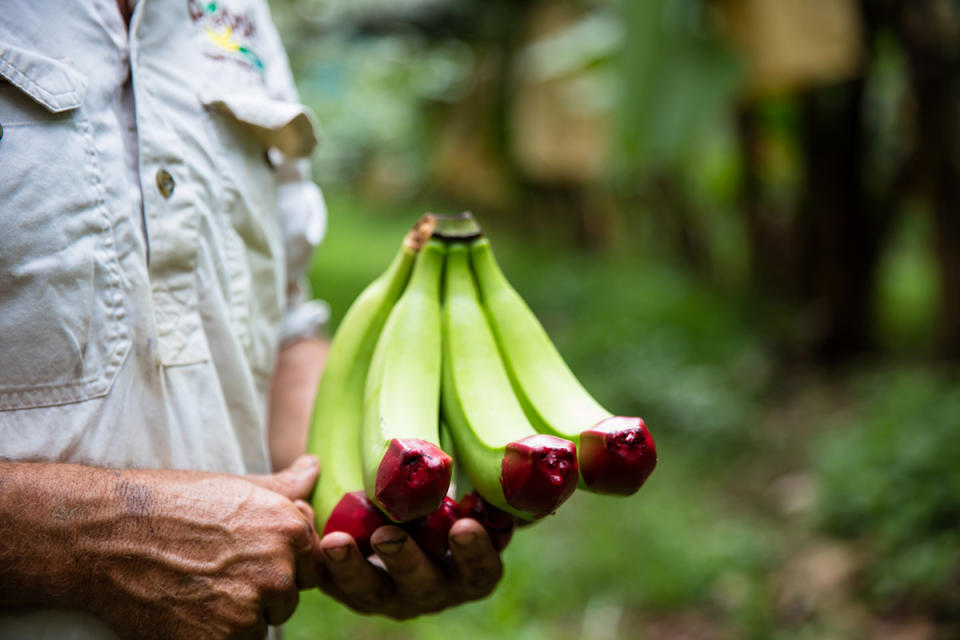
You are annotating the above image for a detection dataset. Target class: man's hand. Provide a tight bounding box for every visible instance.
[315,518,505,619]
[0,456,324,640]
[266,337,506,619]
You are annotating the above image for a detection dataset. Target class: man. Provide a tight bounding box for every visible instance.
[0,1,504,637]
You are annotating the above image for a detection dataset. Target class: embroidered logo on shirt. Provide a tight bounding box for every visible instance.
[187,0,264,74]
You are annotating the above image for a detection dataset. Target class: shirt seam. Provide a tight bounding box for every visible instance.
[0,54,82,109]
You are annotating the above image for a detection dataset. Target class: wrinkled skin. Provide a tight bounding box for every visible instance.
[86,462,322,639]
[0,458,321,639]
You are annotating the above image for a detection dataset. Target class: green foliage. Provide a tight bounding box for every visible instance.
[301,35,471,186]
[272,0,473,188]
[874,211,939,354]
[614,0,741,178]
[814,370,960,612]
[306,193,427,330]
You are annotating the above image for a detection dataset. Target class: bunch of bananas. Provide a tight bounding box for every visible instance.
[307,214,657,557]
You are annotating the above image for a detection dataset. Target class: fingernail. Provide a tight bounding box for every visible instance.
[373,533,407,556]
[293,455,318,471]
[451,532,475,548]
[324,545,350,562]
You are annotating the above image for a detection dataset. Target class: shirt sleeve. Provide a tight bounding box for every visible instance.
[258,2,330,345]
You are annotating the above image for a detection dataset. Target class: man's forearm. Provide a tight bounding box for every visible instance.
[0,461,112,609]
[0,459,322,638]
[267,337,330,471]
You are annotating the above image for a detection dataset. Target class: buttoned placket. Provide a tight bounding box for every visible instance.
[128,0,150,263]
[114,2,151,265]
[128,0,210,367]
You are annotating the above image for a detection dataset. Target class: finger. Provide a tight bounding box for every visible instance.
[247,455,320,501]
[370,526,445,609]
[263,588,299,626]
[234,616,268,640]
[320,531,392,609]
[293,498,316,526]
[448,518,503,600]
[293,500,322,589]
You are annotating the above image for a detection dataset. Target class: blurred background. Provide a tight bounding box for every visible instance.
[272,0,960,637]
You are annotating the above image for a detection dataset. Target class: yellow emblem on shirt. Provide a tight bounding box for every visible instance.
[188,0,264,73]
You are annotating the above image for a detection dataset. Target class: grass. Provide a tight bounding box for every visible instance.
[813,368,960,614]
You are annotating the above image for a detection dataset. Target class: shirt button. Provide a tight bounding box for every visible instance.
[156,169,175,198]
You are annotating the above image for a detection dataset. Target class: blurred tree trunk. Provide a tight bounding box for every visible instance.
[737,70,882,361]
[646,175,710,271]
[796,79,886,359]
[737,1,914,362]
[893,0,960,359]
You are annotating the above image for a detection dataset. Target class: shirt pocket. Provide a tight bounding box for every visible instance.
[0,44,128,410]
[199,92,318,380]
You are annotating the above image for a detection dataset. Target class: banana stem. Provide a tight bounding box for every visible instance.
[431,212,484,240]
[404,214,438,251]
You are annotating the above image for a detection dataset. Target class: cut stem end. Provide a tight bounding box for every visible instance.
[323,491,389,557]
[375,438,453,522]
[579,417,657,495]
[500,434,578,517]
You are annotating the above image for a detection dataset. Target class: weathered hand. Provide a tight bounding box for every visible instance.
[316,517,505,619]
[82,455,324,639]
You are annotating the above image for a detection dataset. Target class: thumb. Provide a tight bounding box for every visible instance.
[247,454,320,501]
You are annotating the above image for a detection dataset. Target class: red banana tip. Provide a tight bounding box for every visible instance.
[579,416,657,495]
[375,438,453,522]
[500,434,578,517]
[323,491,389,557]
[402,496,458,561]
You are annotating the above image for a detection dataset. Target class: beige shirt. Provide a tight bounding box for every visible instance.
[0,0,326,636]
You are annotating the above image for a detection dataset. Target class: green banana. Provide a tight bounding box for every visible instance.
[441,242,578,521]
[307,216,435,549]
[362,239,451,522]
[469,236,657,495]
[439,420,469,501]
